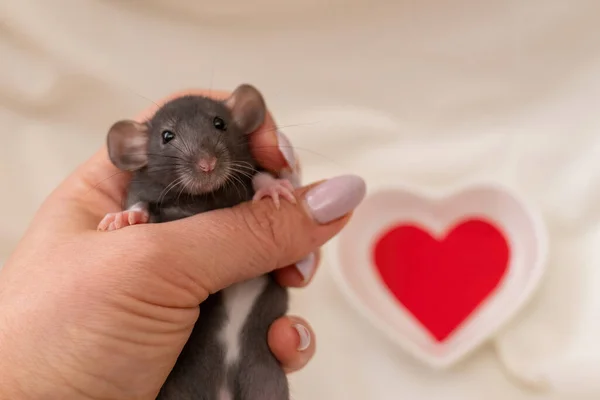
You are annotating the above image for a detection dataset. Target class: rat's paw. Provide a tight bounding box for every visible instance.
[97,210,149,231]
[252,179,297,209]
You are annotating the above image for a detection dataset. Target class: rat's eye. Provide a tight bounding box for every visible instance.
[213,116,227,131]
[162,130,175,144]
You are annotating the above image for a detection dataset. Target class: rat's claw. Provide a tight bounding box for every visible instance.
[97,213,115,231]
[281,179,295,192]
[97,210,149,231]
[114,212,124,230]
[252,178,297,209]
[273,194,281,210]
[253,188,280,209]
[280,186,297,203]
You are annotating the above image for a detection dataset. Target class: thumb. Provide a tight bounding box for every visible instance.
[151,175,366,297]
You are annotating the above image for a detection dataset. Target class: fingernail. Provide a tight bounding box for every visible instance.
[293,323,311,351]
[295,252,316,282]
[277,131,296,169]
[305,175,367,224]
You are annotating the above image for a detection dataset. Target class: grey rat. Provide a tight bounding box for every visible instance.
[98,84,296,400]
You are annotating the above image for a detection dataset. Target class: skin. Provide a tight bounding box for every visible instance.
[0,89,350,400]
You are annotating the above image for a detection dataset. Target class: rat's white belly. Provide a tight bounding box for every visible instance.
[219,276,268,366]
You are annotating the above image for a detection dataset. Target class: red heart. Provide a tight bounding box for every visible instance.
[372,218,510,342]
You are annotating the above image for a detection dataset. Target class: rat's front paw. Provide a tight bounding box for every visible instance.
[97,210,149,231]
[253,178,297,209]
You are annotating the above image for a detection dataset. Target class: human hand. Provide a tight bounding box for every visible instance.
[0,89,366,400]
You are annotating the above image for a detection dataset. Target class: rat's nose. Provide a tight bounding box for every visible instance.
[197,156,217,172]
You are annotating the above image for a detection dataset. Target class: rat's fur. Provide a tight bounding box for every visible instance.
[103,85,290,400]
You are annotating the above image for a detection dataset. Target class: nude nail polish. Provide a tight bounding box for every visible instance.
[305,175,367,224]
[295,252,316,282]
[277,131,296,169]
[293,323,311,351]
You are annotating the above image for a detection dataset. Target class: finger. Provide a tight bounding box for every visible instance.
[274,250,320,288]
[35,146,132,233]
[149,175,366,299]
[248,112,296,173]
[268,316,315,374]
[51,146,128,206]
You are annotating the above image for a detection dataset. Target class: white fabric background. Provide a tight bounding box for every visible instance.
[1,0,600,398]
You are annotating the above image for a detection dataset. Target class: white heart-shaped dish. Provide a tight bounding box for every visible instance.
[327,181,548,368]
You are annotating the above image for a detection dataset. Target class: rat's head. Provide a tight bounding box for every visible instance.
[106,84,266,194]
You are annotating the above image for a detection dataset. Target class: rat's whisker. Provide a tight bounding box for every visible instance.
[228,162,254,172]
[222,174,234,198]
[228,168,254,180]
[158,175,186,206]
[119,83,161,108]
[145,162,185,170]
[232,175,247,200]
[145,153,186,161]
[229,167,255,179]
[172,175,185,206]
[129,152,180,159]
[261,121,321,134]
[163,178,186,205]
[121,152,183,162]
[208,67,214,98]
[228,161,255,171]
[232,160,253,167]
[175,176,192,206]
[215,131,227,149]
[226,168,245,200]
[179,135,195,157]
[227,164,256,178]
[224,169,239,199]
[157,180,179,206]
[88,170,130,195]
[222,173,233,197]
[146,160,187,168]
[168,141,187,156]
[249,145,343,167]
[145,166,181,172]
[210,184,216,203]
[144,166,186,176]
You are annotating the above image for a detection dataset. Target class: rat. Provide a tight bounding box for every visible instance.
[97,84,296,400]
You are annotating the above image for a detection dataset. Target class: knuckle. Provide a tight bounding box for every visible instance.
[115,227,211,301]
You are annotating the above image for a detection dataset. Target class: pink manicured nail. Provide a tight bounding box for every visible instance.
[293,323,311,351]
[305,175,366,224]
[295,252,316,282]
[277,131,301,187]
[277,131,296,169]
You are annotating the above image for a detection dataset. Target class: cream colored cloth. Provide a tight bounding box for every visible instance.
[2,0,600,398]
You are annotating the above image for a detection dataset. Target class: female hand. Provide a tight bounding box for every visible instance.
[0,89,366,399]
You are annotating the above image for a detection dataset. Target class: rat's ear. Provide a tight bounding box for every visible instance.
[106,120,149,171]
[224,84,267,134]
